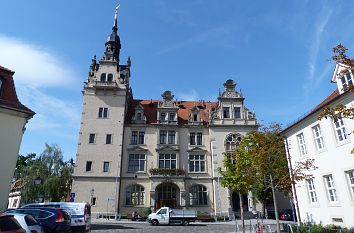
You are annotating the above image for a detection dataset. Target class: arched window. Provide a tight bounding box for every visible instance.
[225,133,242,151]
[107,73,113,82]
[126,185,145,205]
[100,73,106,82]
[189,185,207,206]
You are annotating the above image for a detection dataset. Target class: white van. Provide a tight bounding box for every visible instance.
[23,202,91,232]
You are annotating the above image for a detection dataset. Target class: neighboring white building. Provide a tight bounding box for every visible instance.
[0,65,35,211]
[72,9,270,217]
[282,63,354,227]
[8,179,23,209]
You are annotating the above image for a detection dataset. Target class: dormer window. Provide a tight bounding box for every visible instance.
[223,107,230,118]
[107,73,113,82]
[160,112,166,121]
[100,73,106,82]
[193,113,198,121]
[340,72,353,91]
[136,112,142,121]
[169,113,175,121]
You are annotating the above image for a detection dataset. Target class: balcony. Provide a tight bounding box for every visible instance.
[149,168,185,177]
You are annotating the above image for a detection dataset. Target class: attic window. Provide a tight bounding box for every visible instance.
[193,114,198,121]
[136,112,142,121]
[340,72,353,91]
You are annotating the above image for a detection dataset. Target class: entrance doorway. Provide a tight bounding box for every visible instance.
[232,192,249,211]
[156,183,179,209]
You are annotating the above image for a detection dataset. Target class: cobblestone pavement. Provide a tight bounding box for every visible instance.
[90,219,294,233]
[91,221,239,233]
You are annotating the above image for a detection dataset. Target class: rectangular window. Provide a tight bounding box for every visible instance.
[234,107,241,119]
[341,72,353,91]
[324,175,338,203]
[346,170,354,200]
[223,107,230,118]
[98,107,108,118]
[307,179,318,203]
[190,132,202,145]
[193,113,198,121]
[159,154,176,169]
[334,118,347,142]
[197,132,203,145]
[168,130,175,144]
[86,161,93,172]
[131,131,138,145]
[297,133,307,156]
[106,134,112,144]
[136,112,142,120]
[91,197,96,206]
[103,161,110,172]
[128,154,146,172]
[160,112,166,121]
[169,113,175,121]
[189,155,206,172]
[160,130,167,144]
[89,134,96,144]
[138,132,145,144]
[312,124,324,151]
[190,132,196,145]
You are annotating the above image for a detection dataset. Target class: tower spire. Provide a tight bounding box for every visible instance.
[103,4,121,63]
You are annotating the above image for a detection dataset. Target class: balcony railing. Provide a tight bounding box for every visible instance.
[149,168,185,177]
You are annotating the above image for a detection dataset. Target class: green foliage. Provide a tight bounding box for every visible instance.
[137,207,152,217]
[21,144,74,203]
[14,153,36,180]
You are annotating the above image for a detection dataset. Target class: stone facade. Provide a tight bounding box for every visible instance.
[72,10,261,217]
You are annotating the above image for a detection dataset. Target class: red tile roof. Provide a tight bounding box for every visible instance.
[0,65,35,116]
[282,89,343,132]
[125,99,219,125]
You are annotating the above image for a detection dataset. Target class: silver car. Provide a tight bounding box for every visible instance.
[6,213,43,233]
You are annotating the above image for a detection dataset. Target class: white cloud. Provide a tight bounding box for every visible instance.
[0,34,81,132]
[0,34,77,88]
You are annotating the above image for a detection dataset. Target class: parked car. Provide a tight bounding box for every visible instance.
[6,213,43,233]
[23,202,91,232]
[147,207,197,226]
[0,214,25,233]
[279,209,296,221]
[5,208,72,233]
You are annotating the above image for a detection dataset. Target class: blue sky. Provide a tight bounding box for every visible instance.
[0,0,353,161]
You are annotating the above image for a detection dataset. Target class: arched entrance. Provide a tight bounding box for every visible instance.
[155,182,180,209]
[232,192,249,212]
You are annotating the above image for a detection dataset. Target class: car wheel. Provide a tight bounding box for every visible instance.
[182,220,189,226]
[43,228,51,233]
[151,219,159,226]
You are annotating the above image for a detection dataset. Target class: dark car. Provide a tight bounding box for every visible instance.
[279,209,296,221]
[0,214,25,233]
[5,208,72,233]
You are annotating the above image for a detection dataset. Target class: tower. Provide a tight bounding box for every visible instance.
[72,8,131,214]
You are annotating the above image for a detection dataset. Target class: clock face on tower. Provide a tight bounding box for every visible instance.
[226,91,232,97]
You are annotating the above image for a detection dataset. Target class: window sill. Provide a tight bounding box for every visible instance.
[188,172,208,174]
[327,202,341,207]
[336,139,351,148]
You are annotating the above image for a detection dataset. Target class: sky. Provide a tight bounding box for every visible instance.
[0,0,353,161]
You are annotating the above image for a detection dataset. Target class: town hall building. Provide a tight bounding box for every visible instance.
[72,9,260,217]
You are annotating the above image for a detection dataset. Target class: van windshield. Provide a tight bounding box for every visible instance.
[157,209,167,214]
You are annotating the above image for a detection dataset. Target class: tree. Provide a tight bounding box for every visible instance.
[21,144,73,203]
[14,153,36,180]
[219,135,257,233]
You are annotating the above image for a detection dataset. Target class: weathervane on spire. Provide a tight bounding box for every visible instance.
[113,4,120,28]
